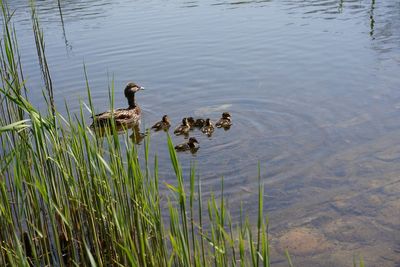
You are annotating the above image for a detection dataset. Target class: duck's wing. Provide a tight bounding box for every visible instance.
[201,126,214,135]
[92,108,128,119]
[174,126,190,135]
[92,110,111,119]
[215,118,223,128]
[175,143,189,151]
[216,119,231,128]
[91,110,114,127]
[152,121,162,130]
[92,108,135,125]
[174,125,183,134]
[114,107,141,125]
[223,120,232,127]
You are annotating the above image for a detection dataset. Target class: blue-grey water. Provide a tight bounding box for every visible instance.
[6,0,400,265]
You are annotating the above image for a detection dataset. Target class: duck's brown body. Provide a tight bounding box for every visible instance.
[91,82,143,128]
[92,106,141,127]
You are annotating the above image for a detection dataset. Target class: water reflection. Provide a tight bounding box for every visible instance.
[369,0,375,38]
[57,0,72,53]
[210,0,272,8]
[283,0,367,19]
[338,0,343,13]
[181,1,198,8]
[8,0,113,24]
[369,1,400,56]
[92,123,146,144]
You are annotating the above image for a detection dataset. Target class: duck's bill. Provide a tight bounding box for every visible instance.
[139,86,145,90]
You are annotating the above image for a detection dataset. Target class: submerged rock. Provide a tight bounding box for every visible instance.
[277,227,331,256]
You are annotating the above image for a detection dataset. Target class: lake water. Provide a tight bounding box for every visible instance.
[7,0,400,265]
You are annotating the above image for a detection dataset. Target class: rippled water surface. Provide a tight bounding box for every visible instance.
[7,0,400,265]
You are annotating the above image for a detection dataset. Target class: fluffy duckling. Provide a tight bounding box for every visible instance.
[187,117,195,129]
[216,112,232,129]
[193,118,206,128]
[201,118,214,137]
[174,118,191,136]
[151,115,171,131]
[175,137,199,152]
[91,82,144,128]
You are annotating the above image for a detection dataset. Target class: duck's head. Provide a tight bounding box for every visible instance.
[188,137,199,144]
[162,115,170,123]
[187,117,195,125]
[222,112,231,119]
[124,82,144,98]
[182,118,189,125]
[205,118,212,125]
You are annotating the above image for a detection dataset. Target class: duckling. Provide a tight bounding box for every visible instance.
[151,115,171,131]
[216,112,232,129]
[174,118,191,136]
[193,118,206,128]
[175,137,199,152]
[187,117,195,129]
[201,118,214,137]
[91,82,144,128]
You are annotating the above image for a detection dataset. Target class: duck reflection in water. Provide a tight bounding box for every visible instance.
[92,122,146,144]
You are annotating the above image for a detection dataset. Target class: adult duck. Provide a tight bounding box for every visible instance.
[91,82,144,128]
